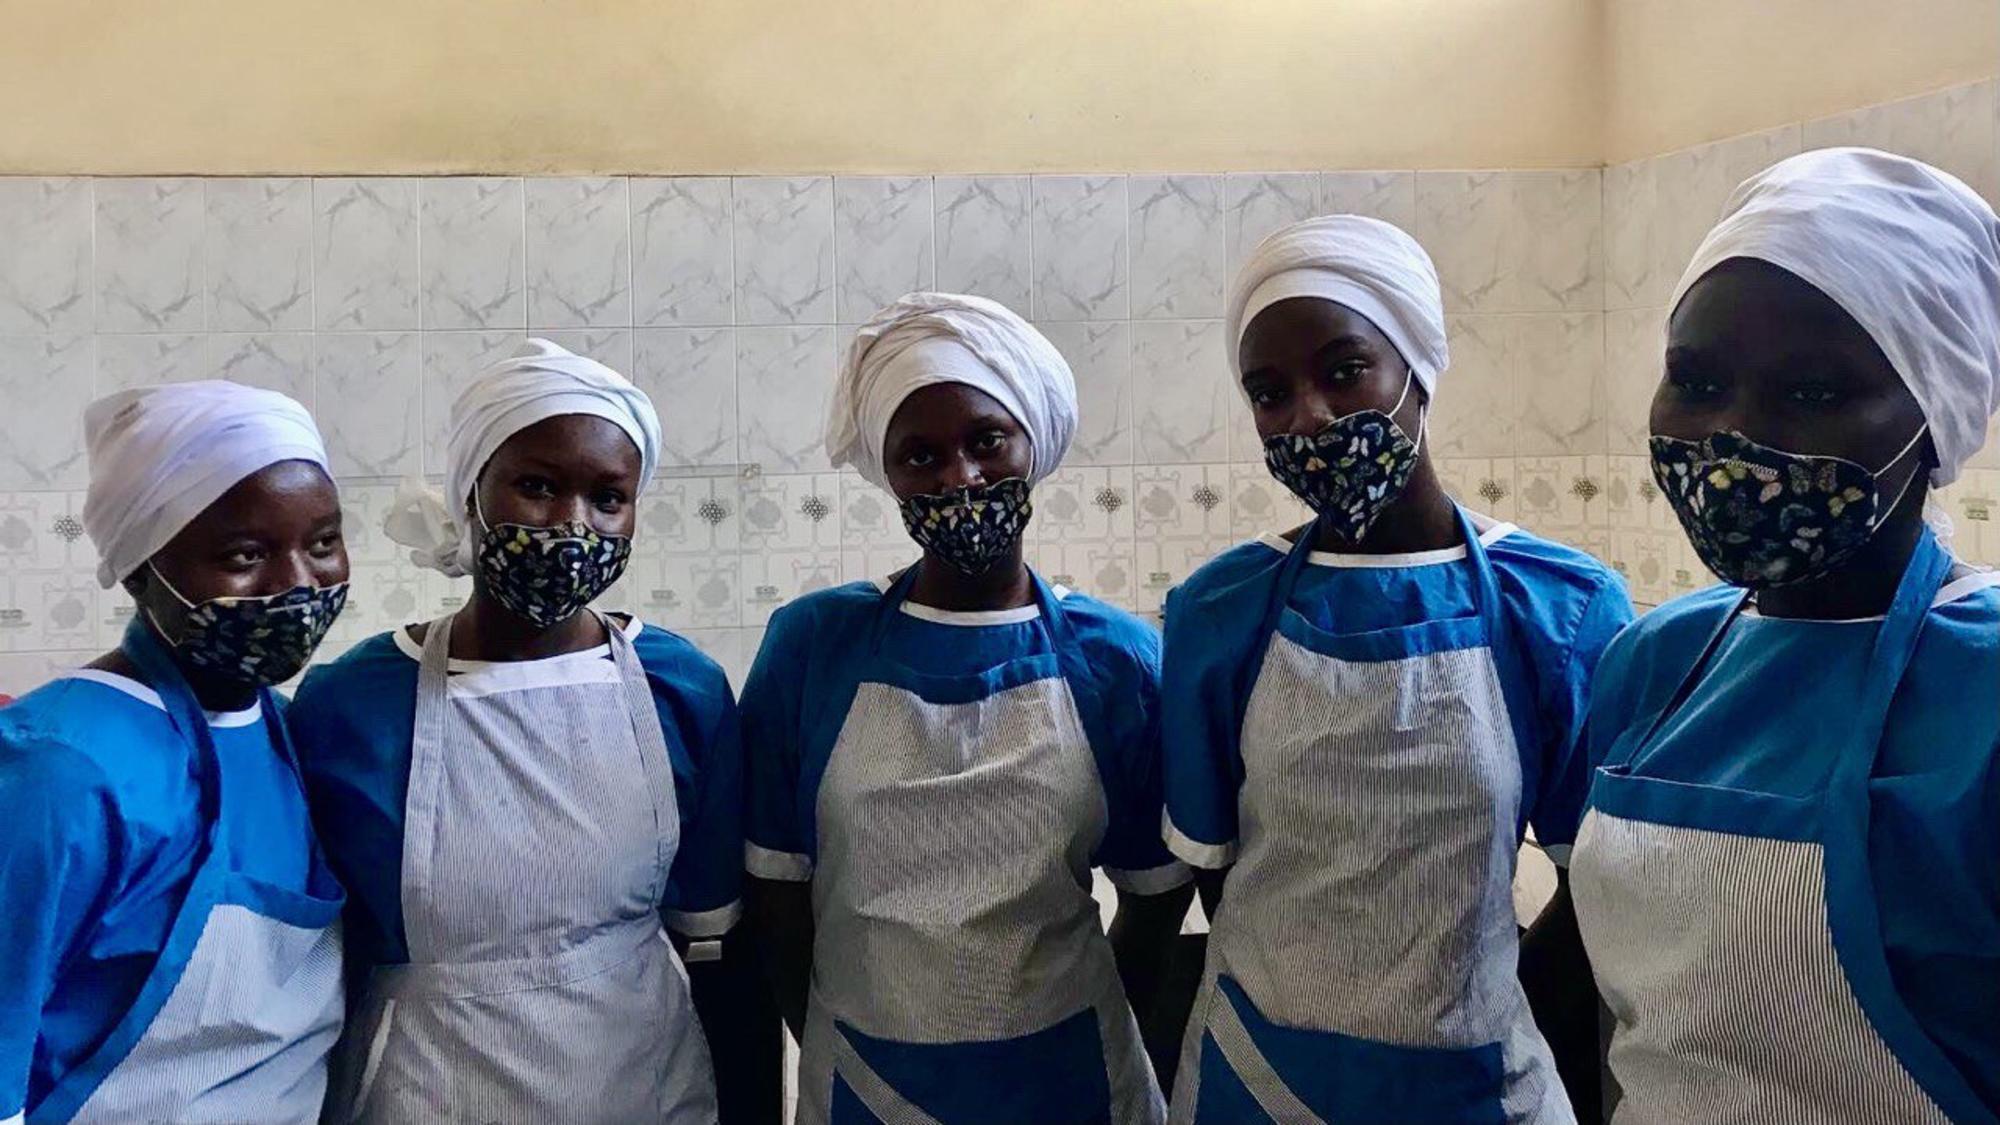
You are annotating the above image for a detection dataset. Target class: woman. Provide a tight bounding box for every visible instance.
[1572,148,2000,1123]
[1161,216,1631,1123]
[742,292,1192,1123]
[289,339,743,1122]
[0,382,349,1123]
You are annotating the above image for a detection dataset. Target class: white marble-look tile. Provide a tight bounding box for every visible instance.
[204,333,314,406]
[94,333,206,393]
[1601,157,1660,311]
[534,328,634,377]
[1039,321,1131,466]
[0,178,92,334]
[420,178,525,330]
[1651,126,1801,301]
[1513,456,1590,538]
[1415,170,1602,313]
[1803,80,2000,207]
[331,483,402,568]
[1603,455,1653,533]
[1970,409,2000,472]
[835,177,934,324]
[0,335,91,491]
[1228,464,1314,540]
[1030,466,1136,547]
[1318,171,1418,232]
[95,178,205,333]
[934,176,1032,312]
[1223,174,1318,280]
[634,328,737,469]
[1135,532,1238,615]
[737,326,838,473]
[1131,464,1233,542]
[0,492,93,573]
[205,178,313,332]
[630,178,734,327]
[1129,175,1224,319]
[314,178,420,331]
[525,177,630,328]
[644,548,745,630]
[420,331,526,475]
[1515,313,1605,457]
[1428,314,1516,459]
[1133,320,1229,464]
[316,333,422,479]
[733,177,835,326]
[1032,176,1129,321]
[0,567,102,654]
[1604,306,1666,457]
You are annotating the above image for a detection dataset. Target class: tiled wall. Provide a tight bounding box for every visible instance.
[1600,78,2000,606]
[0,168,1610,693]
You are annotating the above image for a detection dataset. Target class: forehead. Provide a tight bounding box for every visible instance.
[178,460,338,538]
[1669,258,1899,383]
[1239,297,1402,369]
[884,382,1017,439]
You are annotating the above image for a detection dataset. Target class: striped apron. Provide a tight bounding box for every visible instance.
[1572,530,1992,1123]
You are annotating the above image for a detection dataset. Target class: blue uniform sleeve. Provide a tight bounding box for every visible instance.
[0,743,122,1119]
[739,606,814,882]
[1160,583,1249,869]
[650,637,746,938]
[1081,613,1192,895]
[1527,577,1635,863]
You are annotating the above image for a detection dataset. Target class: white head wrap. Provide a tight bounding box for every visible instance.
[828,292,1077,492]
[1672,147,2000,486]
[1225,215,1450,398]
[83,380,329,588]
[384,338,662,576]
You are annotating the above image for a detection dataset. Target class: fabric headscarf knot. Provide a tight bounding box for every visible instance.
[1225,215,1450,398]
[83,380,329,588]
[828,292,1077,492]
[384,338,662,576]
[1673,147,2000,486]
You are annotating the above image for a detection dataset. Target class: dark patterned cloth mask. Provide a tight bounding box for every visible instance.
[1262,371,1425,543]
[145,566,347,686]
[473,487,633,627]
[1650,426,1928,589]
[899,477,1034,576]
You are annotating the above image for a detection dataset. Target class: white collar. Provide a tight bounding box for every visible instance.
[1256,518,1517,569]
[60,668,264,728]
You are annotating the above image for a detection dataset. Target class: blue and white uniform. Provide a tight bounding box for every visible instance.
[1162,511,1630,1123]
[1572,535,2000,1123]
[290,614,743,1122]
[0,623,344,1124]
[743,573,1187,1124]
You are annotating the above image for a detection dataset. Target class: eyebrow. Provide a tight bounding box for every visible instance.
[1242,334,1376,382]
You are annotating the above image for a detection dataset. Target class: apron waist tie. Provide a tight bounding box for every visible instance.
[373,914,666,1000]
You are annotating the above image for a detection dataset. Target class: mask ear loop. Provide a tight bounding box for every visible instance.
[141,561,200,647]
[1867,423,1931,533]
[1389,368,1427,458]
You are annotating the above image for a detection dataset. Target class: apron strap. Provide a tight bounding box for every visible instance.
[599,612,683,903]
[1231,514,1328,738]
[826,1026,946,1125]
[1204,988,1330,1125]
[1459,508,1542,793]
[401,613,459,960]
[120,618,226,852]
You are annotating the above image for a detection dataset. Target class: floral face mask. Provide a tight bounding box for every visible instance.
[145,567,348,686]
[472,487,633,627]
[1649,425,1927,589]
[899,477,1034,576]
[1262,370,1426,543]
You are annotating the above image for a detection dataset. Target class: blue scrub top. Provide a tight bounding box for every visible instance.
[1162,523,1634,868]
[1588,573,2000,1113]
[0,671,314,1120]
[741,580,1186,893]
[288,616,745,971]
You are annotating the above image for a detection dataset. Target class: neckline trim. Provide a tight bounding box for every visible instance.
[871,578,1073,626]
[1743,568,2000,622]
[1255,519,1517,569]
[391,613,645,671]
[61,669,264,728]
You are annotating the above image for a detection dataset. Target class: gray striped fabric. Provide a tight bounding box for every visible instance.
[796,675,1164,1124]
[65,904,344,1124]
[1572,810,1949,1124]
[326,613,717,1124]
[1171,631,1569,1123]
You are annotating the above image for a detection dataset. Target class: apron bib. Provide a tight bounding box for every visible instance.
[30,621,344,1125]
[1170,509,1571,1125]
[325,612,717,1124]
[795,572,1163,1125]
[1571,532,1993,1124]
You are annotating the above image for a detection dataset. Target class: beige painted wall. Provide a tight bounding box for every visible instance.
[1604,0,1999,163]
[1,0,1604,174]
